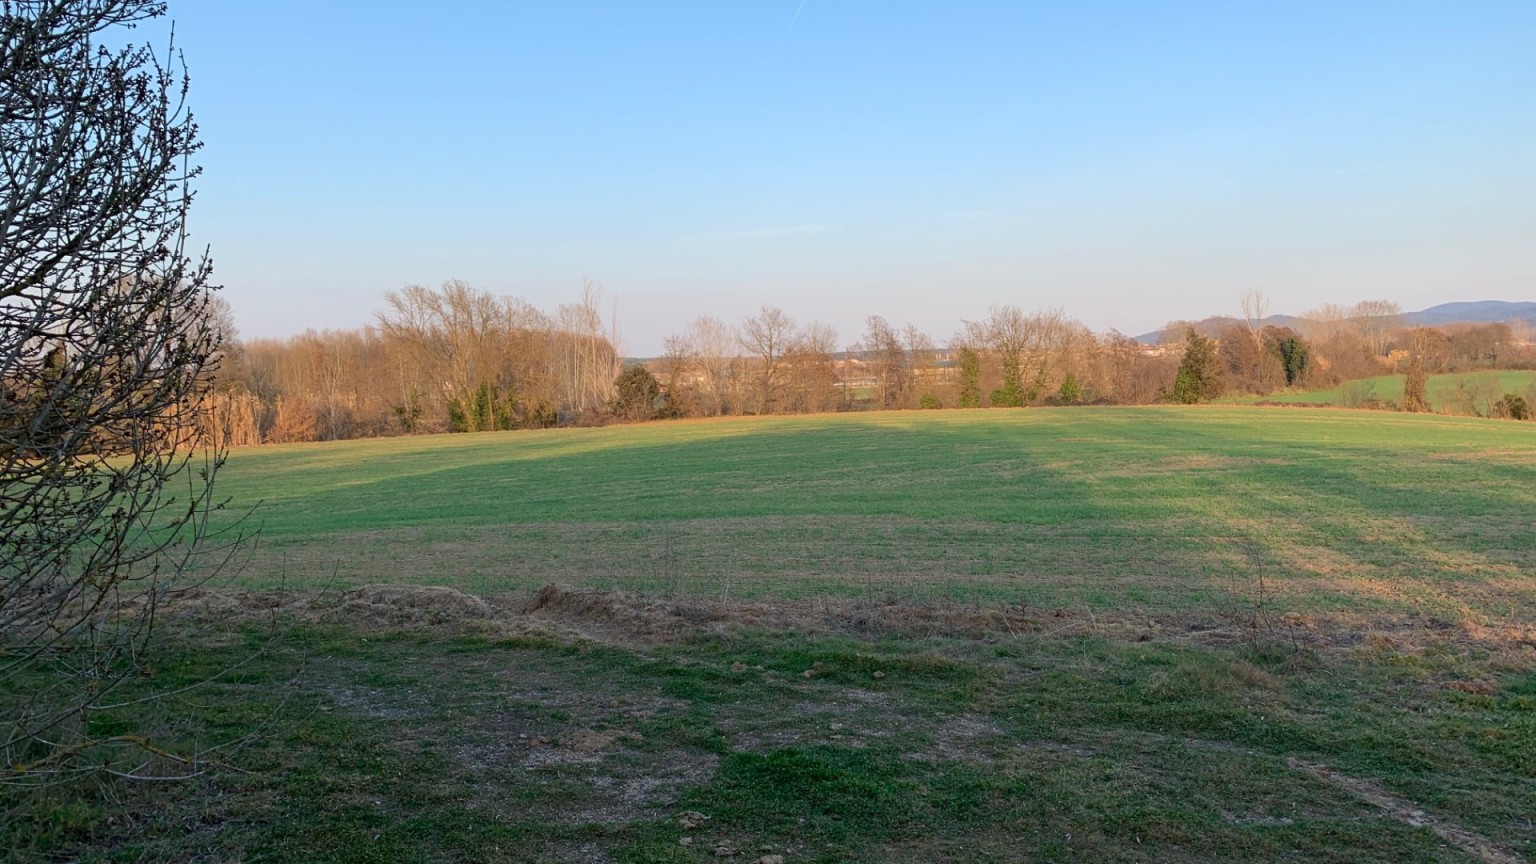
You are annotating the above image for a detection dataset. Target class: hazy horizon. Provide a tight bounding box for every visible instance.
[175,2,1535,354]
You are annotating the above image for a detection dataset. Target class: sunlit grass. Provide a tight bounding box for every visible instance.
[205,406,1536,620]
[1227,370,1536,410]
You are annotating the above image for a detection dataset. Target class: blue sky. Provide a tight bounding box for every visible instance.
[172,1,1535,353]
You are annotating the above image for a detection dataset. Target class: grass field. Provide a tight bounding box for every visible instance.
[1228,370,1536,412]
[211,406,1536,621]
[14,406,1536,863]
[13,594,1536,863]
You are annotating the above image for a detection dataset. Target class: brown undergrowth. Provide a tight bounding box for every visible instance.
[163,581,1536,660]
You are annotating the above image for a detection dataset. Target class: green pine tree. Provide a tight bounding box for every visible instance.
[1058,373,1081,403]
[1171,328,1223,404]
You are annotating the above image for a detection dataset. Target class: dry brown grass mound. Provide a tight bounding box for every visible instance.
[153,583,1536,661]
[154,584,554,640]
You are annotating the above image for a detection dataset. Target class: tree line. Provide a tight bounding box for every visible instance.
[1166,295,1535,415]
[202,285,1536,445]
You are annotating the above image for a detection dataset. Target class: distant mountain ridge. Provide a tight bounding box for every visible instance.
[1401,301,1536,327]
[1136,300,1536,344]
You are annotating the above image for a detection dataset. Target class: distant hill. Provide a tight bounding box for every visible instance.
[1401,301,1536,327]
[1134,314,1305,344]
[1137,301,1535,344]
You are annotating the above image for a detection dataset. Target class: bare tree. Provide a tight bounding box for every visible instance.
[783,320,840,414]
[858,315,907,409]
[1239,289,1269,339]
[740,305,795,414]
[377,281,555,430]
[1097,330,1156,403]
[1301,302,1375,382]
[555,279,621,419]
[903,323,938,407]
[1301,303,1351,342]
[967,305,1074,406]
[1351,300,1402,358]
[379,281,507,429]
[1239,289,1270,368]
[690,315,739,417]
[656,332,699,417]
[2,1,229,788]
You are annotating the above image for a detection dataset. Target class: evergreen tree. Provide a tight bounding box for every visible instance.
[991,369,1025,408]
[957,347,982,408]
[1271,334,1309,386]
[1171,328,1223,404]
[611,365,662,421]
[1058,373,1082,404]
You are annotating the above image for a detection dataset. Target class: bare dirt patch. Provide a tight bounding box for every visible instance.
[295,638,721,829]
[719,685,906,753]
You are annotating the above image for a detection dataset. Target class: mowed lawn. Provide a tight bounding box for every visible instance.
[209,406,1536,620]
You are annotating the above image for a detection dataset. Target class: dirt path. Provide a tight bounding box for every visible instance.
[1289,758,1525,864]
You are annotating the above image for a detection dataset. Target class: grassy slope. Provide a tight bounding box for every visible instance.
[14,405,1536,863]
[211,407,1536,620]
[13,620,1534,864]
[1228,370,1536,411]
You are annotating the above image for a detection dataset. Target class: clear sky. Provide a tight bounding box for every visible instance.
[171,1,1536,353]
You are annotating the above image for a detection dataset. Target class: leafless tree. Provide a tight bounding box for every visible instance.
[379,281,507,424]
[967,305,1075,404]
[1351,299,1402,357]
[1301,303,1351,342]
[903,323,939,406]
[555,279,622,418]
[1,0,230,789]
[377,280,559,430]
[740,305,795,414]
[1097,330,1152,403]
[783,320,841,414]
[655,332,699,417]
[1301,302,1376,382]
[859,315,907,409]
[689,315,740,417]
[1240,289,1269,341]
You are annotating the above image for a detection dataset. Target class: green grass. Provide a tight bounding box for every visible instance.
[207,406,1536,620]
[10,620,1533,863]
[15,404,1536,862]
[1228,370,1536,412]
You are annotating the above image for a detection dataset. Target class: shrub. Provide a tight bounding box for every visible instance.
[1058,373,1082,404]
[611,365,663,422]
[1492,393,1531,421]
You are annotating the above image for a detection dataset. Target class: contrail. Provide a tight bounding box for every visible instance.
[787,0,808,33]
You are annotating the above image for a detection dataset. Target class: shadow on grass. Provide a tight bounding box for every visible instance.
[208,409,1536,621]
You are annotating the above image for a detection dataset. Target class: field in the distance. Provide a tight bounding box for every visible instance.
[211,406,1536,622]
[1229,370,1536,412]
